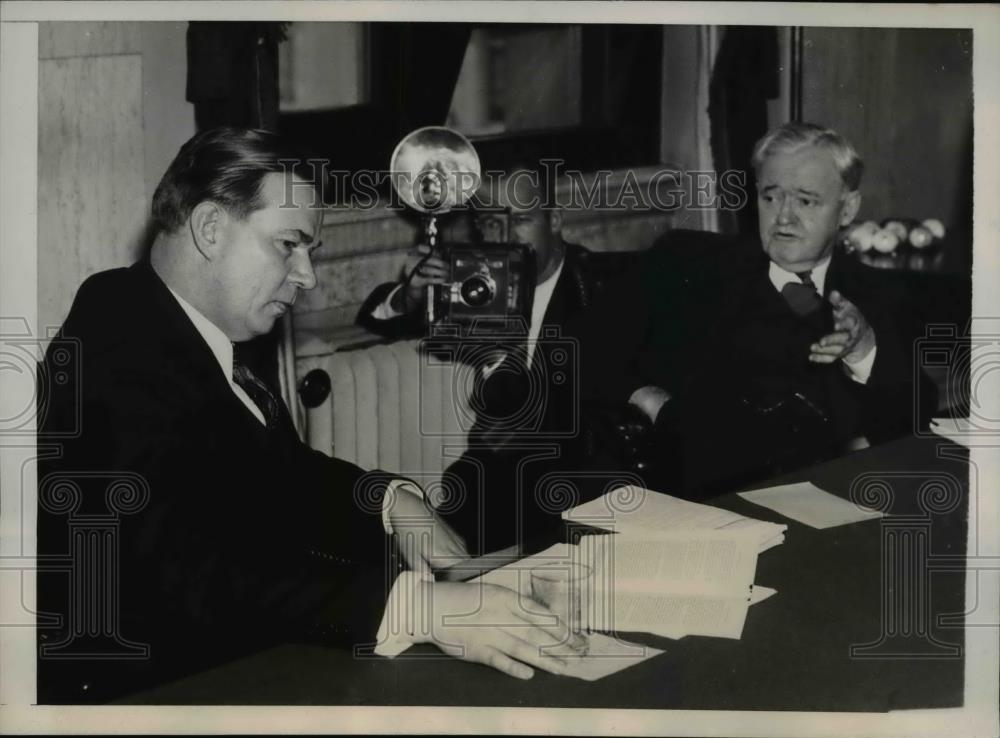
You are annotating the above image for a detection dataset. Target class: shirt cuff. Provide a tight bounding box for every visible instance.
[371,284,406,321]
[843,343,877,384]
[374,570,434,658]
[628,385,671,423]
[381,478,425,535]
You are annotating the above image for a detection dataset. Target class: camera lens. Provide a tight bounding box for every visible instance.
[459,275,496,308]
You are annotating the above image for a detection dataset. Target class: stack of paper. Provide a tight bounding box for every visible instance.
[561,485,788,553]
[555,486,785,641]
[471,530,777,679]
[581,529,761,640]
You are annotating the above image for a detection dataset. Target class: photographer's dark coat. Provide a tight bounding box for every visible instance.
[357,243,600,553]
[37,260,390,703]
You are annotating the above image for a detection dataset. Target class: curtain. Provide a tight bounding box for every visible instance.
[186,22,287,130]
[708,26,780,236]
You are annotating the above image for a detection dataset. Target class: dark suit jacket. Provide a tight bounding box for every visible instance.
[357,243,596,445]
[577,230,936,495]
[37,261,391,703]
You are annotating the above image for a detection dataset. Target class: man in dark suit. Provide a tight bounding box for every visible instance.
[579,122,934,496]
[357,166,599,554]
[37,129,581,702]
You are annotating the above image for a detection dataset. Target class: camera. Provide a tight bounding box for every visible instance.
[427,242,537,331]
[390,127,541,335]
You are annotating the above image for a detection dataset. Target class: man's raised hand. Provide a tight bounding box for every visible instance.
[393,244,449,313]
[809,290,876,365]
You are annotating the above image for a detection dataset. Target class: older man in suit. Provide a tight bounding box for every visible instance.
[37,129,582,703]
[579,122,935,496]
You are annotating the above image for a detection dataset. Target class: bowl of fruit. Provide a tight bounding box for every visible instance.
[839,218,946,270]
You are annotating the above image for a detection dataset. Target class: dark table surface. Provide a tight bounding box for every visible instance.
[119,434,969,710]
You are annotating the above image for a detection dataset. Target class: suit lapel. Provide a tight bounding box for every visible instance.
[824,248,849,298]
[135,261,229,383]
[718,247,790,322]
[134,261,278,437]
[539,262,572,329]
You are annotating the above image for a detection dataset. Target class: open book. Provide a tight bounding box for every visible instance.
[562,485,787,553]
[579,530,761,640]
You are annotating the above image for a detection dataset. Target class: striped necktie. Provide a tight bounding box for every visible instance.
[232,351,283,429]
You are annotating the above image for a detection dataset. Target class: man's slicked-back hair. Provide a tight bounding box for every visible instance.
[151,127,323,234]
[751,121,864,192]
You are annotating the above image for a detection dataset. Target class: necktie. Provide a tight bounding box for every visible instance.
[232,351,284,429]
[781,270,823,317]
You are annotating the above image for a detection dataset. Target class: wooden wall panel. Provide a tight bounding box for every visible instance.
[659,26,702,169]
[140,22,197,202]
[801,28,972,232]
[38,55,146,335]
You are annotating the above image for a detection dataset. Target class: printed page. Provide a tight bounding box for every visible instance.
[563,486,744,531]
[739,482,884,529]
[584,530,760,598]
[470,537,761,641]
[563,486,787,553]
[590,590,750,640]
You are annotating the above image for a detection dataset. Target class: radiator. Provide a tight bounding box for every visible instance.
[299,339,474,490]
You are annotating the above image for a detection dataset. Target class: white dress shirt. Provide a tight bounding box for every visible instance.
[767,257,877,384]
[524,258,564,366]
[167,285,267,425]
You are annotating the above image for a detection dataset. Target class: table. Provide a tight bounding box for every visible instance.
[118,434,969,710]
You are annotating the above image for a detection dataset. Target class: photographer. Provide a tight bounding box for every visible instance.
[357,165,599,554]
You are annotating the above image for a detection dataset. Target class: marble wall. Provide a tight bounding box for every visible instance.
[38,30,146,338]
[37,21,195,340]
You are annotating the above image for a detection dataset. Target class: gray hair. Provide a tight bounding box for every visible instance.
[751,121,864,191]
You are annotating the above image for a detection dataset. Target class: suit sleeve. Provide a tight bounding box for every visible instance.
[847,275,938,442]
[570,261,656,412]
[570,245,695,412]
[65,335,392,647]
[355,281,426,339]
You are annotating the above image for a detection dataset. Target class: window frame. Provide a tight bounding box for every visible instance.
[277,22,663,199]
